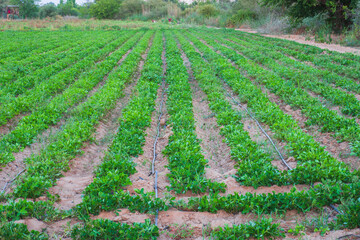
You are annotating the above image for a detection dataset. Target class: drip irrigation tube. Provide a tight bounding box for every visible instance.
[151,80,166,175]
[154,170,159,226]
[1,169,25,194]
[223,81,342,214]
[225,88,292,170]
[151,37,167,227]
[189,34,342,216]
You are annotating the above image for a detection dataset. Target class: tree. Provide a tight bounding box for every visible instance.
[89,0,120,19]
[39,2,57,18]
[10,0,39,18]
[58,0,78,16]
[262,0,358,31]
[78,2,93,18]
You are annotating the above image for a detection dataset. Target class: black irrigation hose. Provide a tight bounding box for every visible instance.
[189,33,343,216]
[151,80,166,175]
[154,170,159,226]
[223,81,342,214]
[224,86,293,170]
[151,36,167,227]
[1,169,25,194]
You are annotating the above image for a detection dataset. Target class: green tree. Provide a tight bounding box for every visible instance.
[10,0,39,18]
[78,2,92,18]
[39,2,57,18]
[58,1,78,16]
[89,0,120,19]
[262,0,358,31]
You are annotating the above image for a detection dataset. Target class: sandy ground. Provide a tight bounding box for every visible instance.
[237,28,360,55]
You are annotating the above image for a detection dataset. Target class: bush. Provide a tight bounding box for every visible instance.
[227,9,257,27]
[89,0,120,19]
[119,0,144,19]
[39,3,57,19]
[257,13,290,34]
[198,4,218,18]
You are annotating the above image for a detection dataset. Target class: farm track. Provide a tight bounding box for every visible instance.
[1,29,360,240]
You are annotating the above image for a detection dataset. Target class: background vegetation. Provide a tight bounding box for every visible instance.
[2,0,360,46]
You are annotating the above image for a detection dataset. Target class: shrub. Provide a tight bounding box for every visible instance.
[227,9,257,27]
[198,4,218,18]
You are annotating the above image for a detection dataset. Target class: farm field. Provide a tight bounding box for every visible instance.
[0,28,360,239]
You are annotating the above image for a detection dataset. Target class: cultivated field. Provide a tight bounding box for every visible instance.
[0,28,360,239]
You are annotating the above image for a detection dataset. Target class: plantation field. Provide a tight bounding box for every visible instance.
[0,28,360,239]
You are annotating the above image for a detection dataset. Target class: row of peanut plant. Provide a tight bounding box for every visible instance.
[0,31,122,126]
[162,31,225,194]
[190,30,360,158]
[1,29,359,239]
[231,30,360,79]
[184,30,359,186]
[235,30,360,71]
[4,31,153,200]
[0,31,140,166]
[1,32,94,85]
[0,31,115,98]
[74,31,168,219]
[211,31,360,117]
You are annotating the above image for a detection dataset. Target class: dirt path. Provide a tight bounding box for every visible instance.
[237,29,360,55]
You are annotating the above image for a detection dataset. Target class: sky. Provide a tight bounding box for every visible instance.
[38,0,93,6]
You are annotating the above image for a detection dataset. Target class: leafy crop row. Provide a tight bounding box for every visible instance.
[0,31,74,62]
[0,32,93,85]
[198,31,360,155]
[0,222,49,240]
[0,31,140,166]
[75,31,169,218]
[163,31,225,194]
[190,30,360,158]
[211,217,284,239]
[176,180,360,215]
[231,30,360,79]
[0,32,123,127]
[211,32,360,117]
[235,30,360,70]
[184,30,359,186]
[7,31,154,199]
[71,219,159,240]
[175,31,283,188]
[0,31,116,102]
